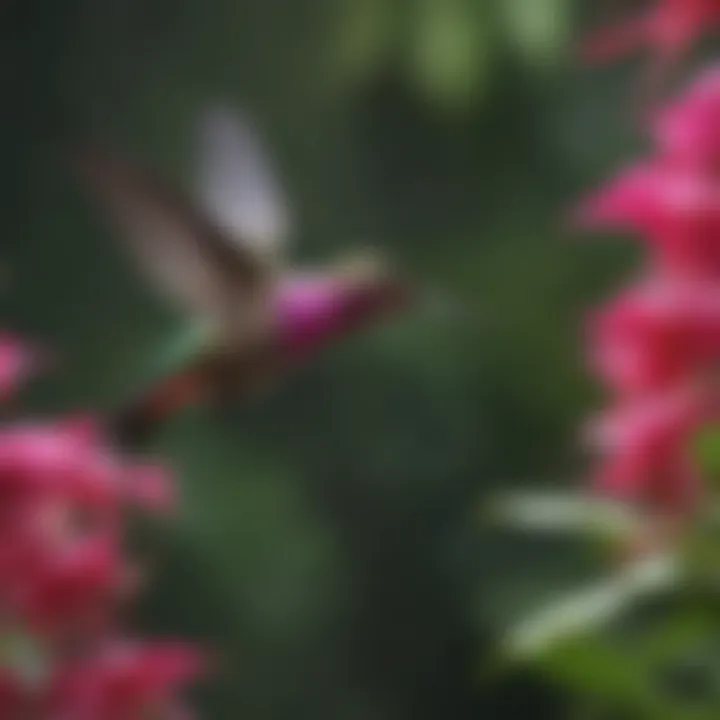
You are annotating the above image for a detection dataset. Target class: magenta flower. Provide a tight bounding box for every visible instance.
[578,65,720,520]
[578,160,720,279]
[0,330,203,715]
[589,278,720,395]
[584,0,720,76]
[46,641,204,720]
[585,387,709,514]
[654,64,720,169]
[577,67,720,281]
[0,418,174,513]
[0,419,175,638]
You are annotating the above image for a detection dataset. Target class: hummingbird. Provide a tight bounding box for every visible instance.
[78,107,412,446]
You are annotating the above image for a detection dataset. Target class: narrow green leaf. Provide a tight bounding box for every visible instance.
[503,554,681,660]
[487,490,644,539]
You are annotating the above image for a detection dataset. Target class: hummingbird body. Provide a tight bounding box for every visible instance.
[114,267,410,445]
[77,107,410,445]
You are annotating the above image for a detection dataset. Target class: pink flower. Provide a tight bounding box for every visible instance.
[46,641,204,720]
[589,279,720,394]
[0,416,176,641]
[584,0,720,71]
[0,327,204,712]
[0,333,37,402]
[576,67,720,279]
[16,539,129,637]
[577,159,720,278]
[585,386,711,514]
[654,64,720,169]
[0,417,174,513]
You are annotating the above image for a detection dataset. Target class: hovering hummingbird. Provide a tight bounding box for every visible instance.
[78,108,412,446]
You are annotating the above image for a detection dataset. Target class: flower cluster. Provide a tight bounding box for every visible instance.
[579,66,720,521]
[0,335,203,717]
[584,0,720,83]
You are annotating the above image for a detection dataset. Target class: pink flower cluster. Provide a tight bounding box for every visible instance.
[0,337,203,717]
[585,0,720,82]
[579,66,720,518]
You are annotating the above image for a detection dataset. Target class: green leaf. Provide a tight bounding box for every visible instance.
[638,607,718,667]
[486,490,644,540]
[497,0,571,67]
[542,636,654,710]
[503,554,681,660]
[692,425,720,486]
[408,0,491,110]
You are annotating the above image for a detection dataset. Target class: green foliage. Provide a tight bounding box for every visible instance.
[537,602,720,720]
[408,0,491,111]
[490,485,720,718]
[693,425,720,486]
[334,0,574,111]
[501,554,681,660]
[498,0,573,66]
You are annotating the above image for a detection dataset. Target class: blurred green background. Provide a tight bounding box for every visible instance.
[0,1,667,717]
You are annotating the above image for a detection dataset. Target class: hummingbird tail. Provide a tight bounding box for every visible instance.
[111,370,205,448]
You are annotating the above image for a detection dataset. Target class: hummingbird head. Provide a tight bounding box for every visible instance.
[274,252,412,359]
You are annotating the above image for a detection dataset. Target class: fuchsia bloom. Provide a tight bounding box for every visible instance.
[581,66,720,516]
[584,0,720,74]
[45,641,204,720]
[578,66,720,278]
[590,279,720,394]
[18,539,129,637]
[0,338,202,716]
[585,387,709,514]
[654,65,720,169]
[578,160,720,278]
[0,418,174,514]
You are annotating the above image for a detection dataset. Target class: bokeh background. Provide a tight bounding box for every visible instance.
[0,1,682,717]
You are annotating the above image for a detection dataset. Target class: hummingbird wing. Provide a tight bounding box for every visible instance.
[197,106,292,266]
[77,144,266,326]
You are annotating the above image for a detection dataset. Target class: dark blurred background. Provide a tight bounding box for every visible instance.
[0,1,658,717]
